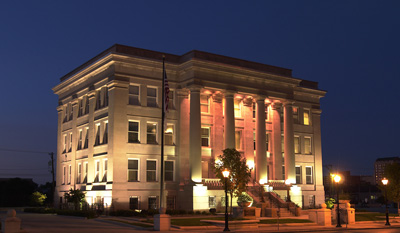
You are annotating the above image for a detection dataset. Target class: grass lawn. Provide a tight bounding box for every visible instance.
[105,219,153,228]
[356,213,397,222]
[259,219,313,224]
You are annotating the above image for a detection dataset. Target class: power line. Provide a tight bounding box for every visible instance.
[0,148,51,154]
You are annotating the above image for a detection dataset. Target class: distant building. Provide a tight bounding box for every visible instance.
[374,157,400,184]
[52,44,326,211]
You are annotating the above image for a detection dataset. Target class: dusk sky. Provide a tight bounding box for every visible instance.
[0,1,399,185]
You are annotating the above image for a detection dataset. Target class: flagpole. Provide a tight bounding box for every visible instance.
[160,56,165,213]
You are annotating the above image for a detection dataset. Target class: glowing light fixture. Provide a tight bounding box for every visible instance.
[222,168,230,178]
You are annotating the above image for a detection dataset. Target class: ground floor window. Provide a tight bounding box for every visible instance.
[309,195,315,208]
[167,196,175,210]
[209,196,216,208]
[148,196,158,210]
[129,196,139,210]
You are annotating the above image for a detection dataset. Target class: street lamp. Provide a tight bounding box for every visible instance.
[334,174,342,228]
[222,168,230,232]
[382,178,390,226]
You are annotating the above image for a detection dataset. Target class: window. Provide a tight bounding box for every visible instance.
[69,133,72,152]
[265,104,269,120]
[147,123,157,144]
[281,135,284,158]
[253,131,256,150]
[94,124,101,146]
[129,196,139,210]
[94,160,100,182]
[167,196,176,210]
[83,162,88,183]
[68,165,71,184]
[266,133,269,151]
[84,96,89,115]
[293,106,299,124]
[128,159,139,182]
[304,109,310,125]
[304,137,312,154]
[252,102,256,119]
[148,196,157,210]
[201,127,210,147]
[78,98,84,117]
[146,160,157,182]
[235,131,241,150]
[63,106,68,122]
[103,122,108,144]
[209,196,216,208]
[128,121,140,143]
[234,99,241,117]
[165,161,174,181]
[282,165,285,180]
[63,134,67,153]
[129,85,140,105]
[63,166,66,185]
[77,163,81,184]
[164,125,174,145]
[102,159,108,182]
[77,130,83,150]
[296,166,302,184]
[309,195,315,208]
[306,166,313,184]
[68,103,73,121]
[200,95,209,113]
[147,87,157,107]
[294,136,300,154]
[84,127,89,149]
[168,90,174,109]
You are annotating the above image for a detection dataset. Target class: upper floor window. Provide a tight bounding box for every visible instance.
[68,103,73,121]
[63,134,67,153]
[83,162,88,183]
[68,165,71,184]
[94,123,101,146]
[102,159,108,182]
[235,130,242,150]
[201,127,210,147]
[129,85,140,105]
[77,163,82,184]
[147,87,157,107]
[84,96,89,114]
[294,136,300,154]
[168,90,174,110]
[128,121,140,143]
[77,129,83,150]
[78,98,84,117]
[293,106,299,124]
[165,125,174,146]
[234,99,241,117]
[165,161,174,181]
[94,160,100,183]
[306,166,313,184]
[200,95,210,113]
[147,123,157,144]
[296,166,302,184]
[128,159,139,182]
[252,103,256,119]
[304,109,310,125]
[84,127,89,149]
[103,122,108,144]
[69,133,73,152]
[95,87,108,110]
[146,160,157,182]
[304,137,312,154]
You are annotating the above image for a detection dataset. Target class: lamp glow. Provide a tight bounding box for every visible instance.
[382,178,388,186]
[222,169,230,178]
[333,174,341,183]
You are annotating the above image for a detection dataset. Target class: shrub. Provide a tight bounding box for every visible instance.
[179,209,187,215]
[209,208,217,214]
[110,209,137,217]
[188,210,194,215]
[237,192,253,203]
[24,207,56,214]
[30,191,47,206]
[195,210,201,215]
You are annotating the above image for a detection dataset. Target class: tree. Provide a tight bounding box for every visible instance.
[30,191,47,206]
[64,188,85,210]
[214,148,252,212]
[382,163,400,215]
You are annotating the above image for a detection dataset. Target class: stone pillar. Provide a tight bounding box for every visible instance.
[243,97,255,177]
[283,102,296,184]
[308,204,331,226]
[189,86,202,183]
[87,90,96,187]
[224,91,235,149]
[271,102,282,180]
[55,105,63,207]
[255,97,267,183]
[312,108,325,206]
[1,209,21,233]
[177,89,190,186]
[212,92,224,176]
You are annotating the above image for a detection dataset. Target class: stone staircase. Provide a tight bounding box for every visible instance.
[247,183,298,217]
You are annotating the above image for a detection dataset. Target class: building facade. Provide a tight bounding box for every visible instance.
[52,44,326,211]
[374,157,400,185]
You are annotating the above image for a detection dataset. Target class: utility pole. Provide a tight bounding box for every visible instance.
[49,152,55,201]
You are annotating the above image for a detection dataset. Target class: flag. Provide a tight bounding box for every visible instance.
[163,59,170,129]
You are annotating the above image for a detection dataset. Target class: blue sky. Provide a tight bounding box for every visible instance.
[0,1,399,184]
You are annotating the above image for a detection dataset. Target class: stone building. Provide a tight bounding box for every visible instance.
[52,44,326,211]
[374,157,400,185]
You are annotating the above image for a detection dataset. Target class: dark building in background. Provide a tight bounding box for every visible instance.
[374,157,400,185]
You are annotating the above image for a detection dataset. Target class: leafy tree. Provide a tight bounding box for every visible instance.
[64,188,85,211]
[382,163,400,215]
[214,148,252,212]
[30,191,47,206]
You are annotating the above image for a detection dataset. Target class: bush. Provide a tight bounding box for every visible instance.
[30,191,47,206]
[110,209,137,217]
[179,209,187,215]
[237,192,253,203]
[209,208,216,214]
[24,207,56,214]
[195,210,201,215]
[188,210,194,215]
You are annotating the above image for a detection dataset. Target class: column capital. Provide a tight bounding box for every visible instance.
[271,102,282,110]
[187,85,202,92]
[88,90,96,99]
[223,90,236,98]
[243,96,253,107]
[212,92,223,103]
[176,89,189,98]
[282,100,295,107]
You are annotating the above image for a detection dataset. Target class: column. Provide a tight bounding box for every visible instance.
[55,105,63,207]
[224,91,235,149]
[177,89,190,185]
[189,86,202,183]
[212,92,224,177]
[255,97,268,183]
[312,108,325,206]
[271,102,283,180]
[243,97,255,176]
[284,102,296,184]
